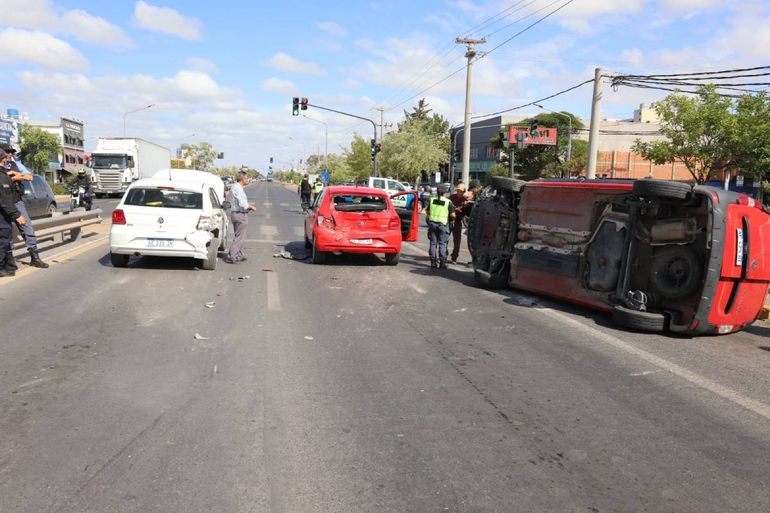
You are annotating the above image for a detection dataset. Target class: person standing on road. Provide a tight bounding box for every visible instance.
[224,171,256,264]
[426,184,455,270]
[0,145,48,269]
[0,148,28,277]
[448,182,467,264]
[312,179,324,203]
[298,174,312,213]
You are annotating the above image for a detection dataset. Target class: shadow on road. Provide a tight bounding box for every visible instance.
[97,252,201,271]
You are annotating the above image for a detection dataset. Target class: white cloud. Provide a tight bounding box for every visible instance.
[259,77,298,95]
[340,79,361,89]
[185,57,218,73]
[1,28,88,70]
[1,0,133,48]
[658,0,721,11]
[133,1,202,41]
[316,21,346,37]
[555,0,646,32]
[621,48,644,68]
[713,4,770,62]
[266,52,323,75]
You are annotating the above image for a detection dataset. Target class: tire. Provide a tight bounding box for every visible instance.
[612,305,666,332]
[632,180,691,200]
[201,238,219,270]
[384,252,400,266]
[490,176,526,193]
[473,268,508,289]
[311,239,327,264]
[650,246,700,299]
[110,252,129,268]
[304,235,312,249]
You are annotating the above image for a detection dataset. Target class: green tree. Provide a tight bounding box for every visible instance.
[632,85,737,184]
[378,119,449,182]
[344,134,373,181]
[183,142,219,172]
[19,126,61,175]
[733,91,770,185]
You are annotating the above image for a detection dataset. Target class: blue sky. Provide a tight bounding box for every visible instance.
[1,0,766,169]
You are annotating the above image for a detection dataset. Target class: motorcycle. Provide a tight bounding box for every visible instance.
[70,185,92,211]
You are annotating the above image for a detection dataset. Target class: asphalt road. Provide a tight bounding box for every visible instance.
[1,181,769,513]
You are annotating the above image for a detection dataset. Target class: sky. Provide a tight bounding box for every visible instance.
[0,0,767,170]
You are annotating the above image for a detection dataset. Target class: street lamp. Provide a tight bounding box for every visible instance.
[302,114,328,172]
[123,103,156,136]
[534,104,572,169]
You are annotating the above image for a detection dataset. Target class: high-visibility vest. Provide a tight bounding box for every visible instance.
[313,182,324,194]
[428,196,450,224]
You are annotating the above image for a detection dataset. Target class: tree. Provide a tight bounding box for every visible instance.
[19,126,61,175]
[344,134,373,181]
[733,91,770,185]
[183,142,219,172]
[378,119,449,182]
[632,85,737,184]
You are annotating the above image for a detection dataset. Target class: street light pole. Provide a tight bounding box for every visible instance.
[535,104,572,174]
[123,104,155,137]
[302,114,328,171]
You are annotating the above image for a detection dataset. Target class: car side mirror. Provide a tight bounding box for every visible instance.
[221,200,231,210]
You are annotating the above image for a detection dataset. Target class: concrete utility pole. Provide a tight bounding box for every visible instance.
[586,67,603,179]
[456,37,486,186]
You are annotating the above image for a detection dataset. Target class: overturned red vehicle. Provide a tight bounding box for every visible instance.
[467,177,770,335]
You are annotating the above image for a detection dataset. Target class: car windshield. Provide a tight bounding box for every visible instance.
[92,155,127,169]
[332,194,388,212]
[124,187,203,209]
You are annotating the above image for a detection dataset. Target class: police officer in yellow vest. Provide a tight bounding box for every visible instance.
[312,179,324,202]
[426,184,455,269]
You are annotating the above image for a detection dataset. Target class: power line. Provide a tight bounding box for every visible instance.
[472,78,595,120]
[483,0,563,39]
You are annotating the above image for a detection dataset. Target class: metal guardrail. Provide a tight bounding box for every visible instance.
[12,208,103,246]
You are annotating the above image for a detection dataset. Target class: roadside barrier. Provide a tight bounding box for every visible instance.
[12,208,103,246]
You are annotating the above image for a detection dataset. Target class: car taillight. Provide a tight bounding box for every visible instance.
[197,215,212,230]
[389,216,400,229]
[112,209,126,225]
[317,215,335,230]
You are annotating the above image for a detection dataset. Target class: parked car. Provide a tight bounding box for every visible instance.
[304,185,418,265]
[367,177,409,207]
[467,176,770,335]
[21,175,56,218]
[109,176,231,270]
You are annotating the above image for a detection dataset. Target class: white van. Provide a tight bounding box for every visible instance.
[368,177,408,207]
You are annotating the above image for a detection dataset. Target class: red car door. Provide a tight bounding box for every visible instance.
[390,191,419,241]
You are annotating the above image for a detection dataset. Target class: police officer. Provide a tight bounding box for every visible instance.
[298,174,312,212]
[426,183,455,269]
[312,178,324,203]
[1,145,48,269]
[0,148,28,277]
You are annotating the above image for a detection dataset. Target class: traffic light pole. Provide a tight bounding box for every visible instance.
[307,103,378,177]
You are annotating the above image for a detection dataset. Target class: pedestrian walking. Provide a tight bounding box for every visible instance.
[224,171,255,264]
[298,174,312,213]
[0,145,48,269]
[448,182,467,264]
[0,148,27,277]
[426,184,455,270]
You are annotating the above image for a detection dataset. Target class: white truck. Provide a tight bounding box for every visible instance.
[91,138,171,197]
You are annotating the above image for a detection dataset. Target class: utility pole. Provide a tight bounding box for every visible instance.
[456,37,486,186]
[376,107,385,143]
[586,67,603,179]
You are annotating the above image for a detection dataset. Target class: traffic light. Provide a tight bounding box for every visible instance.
[452,149,460,163]
[501,130,509,148]
[300,97,308,111]
[375,143,381,153]
[529,119,538,136]
[292,97,300,116]
[370,138,377,155]
[269,157,273,163]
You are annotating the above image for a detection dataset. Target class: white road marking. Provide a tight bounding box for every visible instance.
[266,271,281,311]
[280,202,290,207]
[543,308,770,421]
[264,202,273,206]
[409,283,427,294]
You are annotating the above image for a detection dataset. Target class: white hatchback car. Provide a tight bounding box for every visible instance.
[109,176,230,270]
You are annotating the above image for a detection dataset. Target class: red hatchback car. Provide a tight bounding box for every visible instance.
[304,185,419,265]
[468,177,770,335]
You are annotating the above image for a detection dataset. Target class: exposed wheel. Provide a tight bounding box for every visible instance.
[612,305,666,332]
[311,239,327,264]
[201,238,218,270]
[650,246,700,299]
[632,180,691,200]
[490,176,526,193]
[473,268,508,289]
[110,252,129,268]
[384,252,400,266]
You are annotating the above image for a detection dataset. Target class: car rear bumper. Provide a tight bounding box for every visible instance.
[110,227,212,260]
[314,230,401,254]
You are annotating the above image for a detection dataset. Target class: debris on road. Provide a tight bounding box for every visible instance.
[194,333,211,340]
[273,249,309,260]
[304,336,314,340]
[229,275,251,281]
[261,268,275,272]
[204,302,216,308]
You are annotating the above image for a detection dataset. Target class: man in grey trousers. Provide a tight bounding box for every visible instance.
[224,171,255,264]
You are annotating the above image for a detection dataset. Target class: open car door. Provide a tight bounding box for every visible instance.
[391,191,419,241]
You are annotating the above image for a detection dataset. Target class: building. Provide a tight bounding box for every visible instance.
[0,109,23,147]
[26,117,86,181]
[450,115,527,182]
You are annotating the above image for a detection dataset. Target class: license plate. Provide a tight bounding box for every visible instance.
[350,238,372,245]
[147,239,174,248]
[735,228,744,266]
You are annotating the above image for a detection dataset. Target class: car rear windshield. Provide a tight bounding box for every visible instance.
[124,187,203,209]
[332,194,388,212]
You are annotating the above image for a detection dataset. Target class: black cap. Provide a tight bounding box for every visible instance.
[469,179,481,189]
[0,143,13,152]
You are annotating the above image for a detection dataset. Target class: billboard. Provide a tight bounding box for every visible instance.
[508,126,558,146]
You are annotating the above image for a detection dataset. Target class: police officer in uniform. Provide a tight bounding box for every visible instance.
[426,184,455,269]
[312,179,324,203]
[0,148,27,277]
